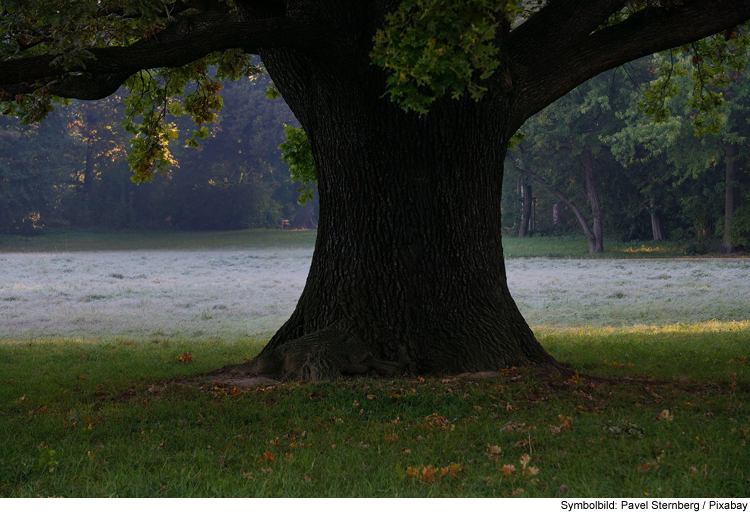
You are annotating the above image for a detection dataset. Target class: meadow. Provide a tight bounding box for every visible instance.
[0,230,748,497]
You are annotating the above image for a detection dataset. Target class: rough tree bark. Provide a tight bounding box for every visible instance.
[3,0,750,380]
[722,142,741,254]
[239,56,554,379]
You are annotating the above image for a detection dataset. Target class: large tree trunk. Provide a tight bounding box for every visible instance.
[226,46,558,382]
[722,142,740,254]
[580,149,604,253]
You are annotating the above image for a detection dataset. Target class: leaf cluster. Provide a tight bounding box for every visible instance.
[640,27,750,136]
[278,125,317,205]
[370,0,523,114]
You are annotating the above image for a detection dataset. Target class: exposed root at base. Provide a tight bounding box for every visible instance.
[205,326,400,383]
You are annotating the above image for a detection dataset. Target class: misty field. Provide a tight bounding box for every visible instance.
[1,248,749,340]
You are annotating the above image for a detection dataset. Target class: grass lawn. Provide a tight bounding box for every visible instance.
[0,228,317,253]
[3,227,743,259]
[1,322,748,497]
[0,229,747,497]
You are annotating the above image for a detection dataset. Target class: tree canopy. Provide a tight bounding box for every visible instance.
[3,1,750,178]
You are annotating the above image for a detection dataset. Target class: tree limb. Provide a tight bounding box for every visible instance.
[511,0,750,130]
[0,17,311,95]
[509,0,626,64]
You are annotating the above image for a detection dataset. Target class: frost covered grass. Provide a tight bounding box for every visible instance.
[0,248,311,340]
[507,258,750,328]
[1,249,748,340]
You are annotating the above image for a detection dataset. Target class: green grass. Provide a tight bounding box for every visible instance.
[2,322,749,497]
[2,228,744,258]
[0,228,317,253]
[501,236,709,259]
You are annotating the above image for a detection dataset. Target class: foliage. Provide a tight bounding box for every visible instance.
[279,125,317,205]
[0,110,78,233]
[728,204,750,247]
[0,1,261,182]
[639,28,750,136]
[0,73,303,232]
[370,0,523,114]
[121,53,261,183]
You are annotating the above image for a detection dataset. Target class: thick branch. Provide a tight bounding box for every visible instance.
[512,0,750,129]
[509,0,626,63]
[0,17,311,94]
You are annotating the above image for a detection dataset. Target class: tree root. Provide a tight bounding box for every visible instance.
[207,326,400,383]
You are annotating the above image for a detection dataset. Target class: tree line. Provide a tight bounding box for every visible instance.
[504,49,750,254]
[2,55,748,257]
[0,73,316,235]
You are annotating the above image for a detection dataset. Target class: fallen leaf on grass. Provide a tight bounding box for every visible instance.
[258,450,275,463]
[176,352,194,364]
[487,445,502,455]
[424,413,453,430]
[558,414,573,430]
[406,463,462,483]
[500,464,516,476]
[656,409,674,421]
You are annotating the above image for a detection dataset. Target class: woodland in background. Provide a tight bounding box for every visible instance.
[1,56,748,254]
[505,52,750,254]
[0,73,316,234]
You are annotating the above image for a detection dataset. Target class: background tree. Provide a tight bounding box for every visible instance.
[0,107,76,233]
[2,0,750,380]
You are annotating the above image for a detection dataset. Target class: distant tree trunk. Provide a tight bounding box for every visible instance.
[510,159,598,250]
[527,173,596,246]
[722,142,740,254]
[80,109,98,224]
[649,196,666,241]
[289,185,318,229]
[518,183,532,238]
[552,202,560,226]
[580,149,603,253]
